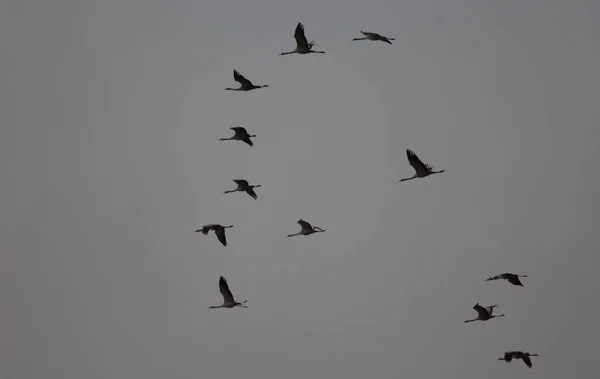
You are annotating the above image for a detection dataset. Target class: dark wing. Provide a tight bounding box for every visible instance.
[298,219,313,233]
[241,136,254,147]
[233,70,253,87]
[246,188,258,200]
[522,355,532,368]
[406,149,433,176]
[215,226,227,246]
[362,31,380,38]
[294,22,310,50]
[230,126,249,136]
[504,352,514,362]
[233,179,249,188]
[474,304,490,318]
[507,275,523,286]
[485,305,497,315]
[219,276,235,303]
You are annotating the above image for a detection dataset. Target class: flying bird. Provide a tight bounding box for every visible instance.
[219,126,256,147]
[286,219,325,237]
[209,276,248,309]
[497,351,538,369]
[399,149,445,182]
[195,224,233,246]
[224,70,269,91]
[352,31,395,44]
[224,179,261,200]
[280,22,325,55]
[464,303,505,323]
[486,273,528,286]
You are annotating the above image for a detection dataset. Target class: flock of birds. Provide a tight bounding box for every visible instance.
[195,22,538,370]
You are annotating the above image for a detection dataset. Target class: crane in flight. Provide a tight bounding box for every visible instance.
[464,303,505,323]
[195,224,233,247]
[224,179,261,200]
[399,149,445,182]
[224,70,269,91]
[280,22,325,55]
[286,219,325,237]
[352,31,395,45]
[218,126,256,147]
[209,276,248,309]
[497,351,538,369]
[486,273,528,287]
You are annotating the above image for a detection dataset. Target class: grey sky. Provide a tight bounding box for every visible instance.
[2,0,600,378]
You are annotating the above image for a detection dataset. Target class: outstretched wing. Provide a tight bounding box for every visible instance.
[230,126,249,136]
[406,149,433,176]
[362,31,380,38]
[233,179,249,188]
[507,275,523,286]
[241,136,253,147]
[522,355,532,368]
[298,219,313,233]
[246,188,258,200]
[474,303,490,318]
[233,70,253,87]
[219,276,235,303]
[294,22,310,50]
[485,305,498,315]
[215,227,227,246]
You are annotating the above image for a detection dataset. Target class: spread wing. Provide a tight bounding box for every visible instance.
[219,276,235,303]
[362,31,380,38]
[504,352,514,362]
[406,149,433,176]
[246,188,258,200]
[522,355,532,368]
[233,70,253,87]
[507,275,523,286]
[294,22,310,50]
[474,304,490,318]
[215,226,227,246]
[298,219,313,233]
[241,136,254,147]
[230,126,249,137]
[233,179,249,188]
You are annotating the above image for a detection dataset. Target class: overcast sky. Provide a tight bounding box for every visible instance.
[2,1,600,378]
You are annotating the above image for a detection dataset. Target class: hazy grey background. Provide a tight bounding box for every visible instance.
[2,0,600,378]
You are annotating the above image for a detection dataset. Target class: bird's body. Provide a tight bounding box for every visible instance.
[195,224,233,246]
[286,219,325,237]
[399,149,445,182]
[498,351,538,368]
[224,179,261,200]
[352,31,395,44]
[224,70,269,91]
[280,22,325,55]
[219,126,256,147]
[464,303,505,323]
[486,273,528,286]
[209,276,248,309]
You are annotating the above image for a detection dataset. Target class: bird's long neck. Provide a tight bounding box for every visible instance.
[492,314,505,318]
[280,51,294,55]
[388,38,396,40]
[251,185,261,188]
[224,225,233,228]
[310,50,325,54]
[224,88,238,91]
[224,190,236,194]
[352,37,367,41]
[464,318,477,323]
[219,137,233,141]
[432,170,445,174]
[519,275,528,277]
[209,305,223,309]
[399,175,416,182]
[286,232,301,237]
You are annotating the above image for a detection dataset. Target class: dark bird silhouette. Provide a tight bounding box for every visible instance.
[497,351,538,369]
[224,179,261,200]
[219,126,256,147]
[286,219,325,237]
[280,22,325,55]
[352,31,395,44]
[464,303,505,323]
[195,224,233,246]
[224,70,269,91]
[209,276,248,309]
[399,149,445,182]
[486,273,528,286]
